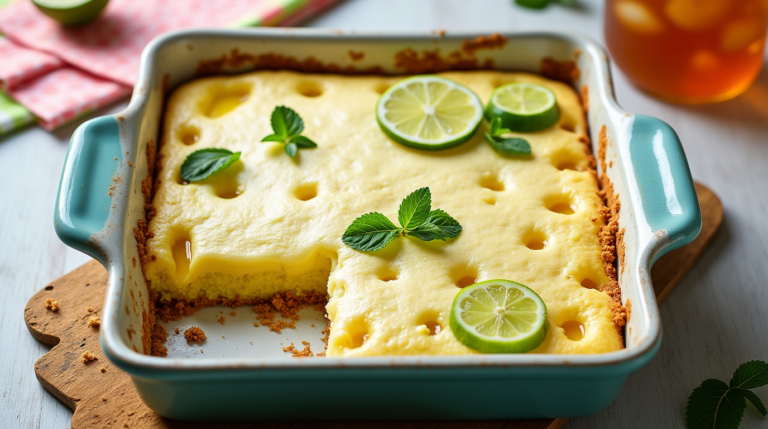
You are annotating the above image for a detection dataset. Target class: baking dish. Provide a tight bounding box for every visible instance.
[54,28,701,420]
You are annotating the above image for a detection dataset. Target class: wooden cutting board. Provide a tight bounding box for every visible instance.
[24,182,722,429]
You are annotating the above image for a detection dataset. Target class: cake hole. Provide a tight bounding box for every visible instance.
[424,321,442,336]
[45,285,54,291]
[479,175,505,192]
[296,81,323,97]
[214,182,244,199]
[482,194,497,205]
[417,311,443,336]
[172,234,193,280]
[580,278,599,289]
[377,267,399,282]
[294,183,318,201]
[451,266,478,288]
[343,317,370,349]
[545,195,577,215]
[524,231,548,250]
[556,160,580,171]
[456,275,477,288]
[562,321,585,341]
[199,83,251,118]
[375,82,392,94]
[178,126,200,145]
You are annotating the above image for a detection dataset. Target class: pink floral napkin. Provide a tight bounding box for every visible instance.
[0,0,338,131]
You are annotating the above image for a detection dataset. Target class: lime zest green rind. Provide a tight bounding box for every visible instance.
[485,82,560,133]
[450,279,548,354]
[376,75,484,151]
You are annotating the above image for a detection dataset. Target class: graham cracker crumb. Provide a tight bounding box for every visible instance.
[597,126,627,333]
[184,326,206,342]
[174,327,180,335]
[229,311,237,317]
[100,367,106,373]
[150,324,168,357]
[87,306,94,313]
[217,316,226,325]
[81,351,98,363]
[44,298,59,312]
[102,397,107,402]
[87,316,101,329]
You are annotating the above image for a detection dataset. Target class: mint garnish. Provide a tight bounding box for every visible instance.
[342,187,461,252]
[180,148,241,182]
[484,117,531,155]
[261,105,317,157]
[686,360,768,429]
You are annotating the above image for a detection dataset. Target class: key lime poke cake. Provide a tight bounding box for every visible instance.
[140,69,624,357]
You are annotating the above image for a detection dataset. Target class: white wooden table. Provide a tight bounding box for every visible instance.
[1,1,766,428]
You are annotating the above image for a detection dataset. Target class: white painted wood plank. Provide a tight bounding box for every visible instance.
[2,1,766,428]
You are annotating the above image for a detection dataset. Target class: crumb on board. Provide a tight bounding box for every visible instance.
[217,316,226,325]
[81,351,98,363]
[174,327,180,335]
[87,306,94,313]
[44,298,59,312]
[184,326,206,342]
[100,367,106,373]
[87,316,101,329]
[230,311,237,317]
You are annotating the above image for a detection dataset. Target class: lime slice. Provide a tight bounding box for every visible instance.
[376,76,484,151]
[485,82,560,132]
[32,0,109,27]
[450,279,548,353]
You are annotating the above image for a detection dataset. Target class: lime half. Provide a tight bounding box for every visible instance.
[450,279,548,353]
[485,82,559,132]
[32,0,109,26]
[376,76,484,150]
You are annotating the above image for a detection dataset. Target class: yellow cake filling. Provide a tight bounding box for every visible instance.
[145,70,622,356]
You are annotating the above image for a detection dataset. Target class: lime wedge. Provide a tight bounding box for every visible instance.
[32,0,109,27]
[485,82,560,132]
[376,76,484,150]
[450,279,548,353]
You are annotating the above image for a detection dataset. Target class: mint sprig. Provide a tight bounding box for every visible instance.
[261,105,317,157]
[484,117,531,155]
[180,148,241,182]
[342,187,461,252]
[514,0,576,10]
[686,360,768,429]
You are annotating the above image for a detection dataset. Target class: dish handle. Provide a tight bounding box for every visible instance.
[54,116,122,265]
[629,114,702,264]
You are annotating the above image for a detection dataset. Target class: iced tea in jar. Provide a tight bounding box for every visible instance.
[605,0,768,103]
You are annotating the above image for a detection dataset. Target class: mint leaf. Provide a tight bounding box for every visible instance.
[731,361,768,390]
[489,117,511,137]
[342,212,401,252]
[515,0,552,10]
[485,132,531,155]
[261,134,285,143]
[271,105,303,138]
[687,379,746,429]
[262,106,316,157]
[180,148,241,182]
[735,389,766,416]
[290,135,318,148]
[284,142,298,157]
[398,187,431,231]
[409,209,462,241]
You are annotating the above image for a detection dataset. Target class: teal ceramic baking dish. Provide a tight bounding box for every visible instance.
[54,29,701,420]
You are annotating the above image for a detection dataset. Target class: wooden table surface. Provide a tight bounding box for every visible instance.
[1,1,766,428]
